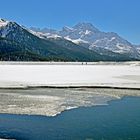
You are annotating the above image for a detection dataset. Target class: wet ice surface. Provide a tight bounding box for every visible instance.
[0,88,140,116]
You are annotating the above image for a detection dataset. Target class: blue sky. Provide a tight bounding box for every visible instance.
[0,0,140,44]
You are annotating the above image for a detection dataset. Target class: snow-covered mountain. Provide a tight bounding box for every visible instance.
[31,22,140,59]
[0,18,139,61]
[1,18,116,61]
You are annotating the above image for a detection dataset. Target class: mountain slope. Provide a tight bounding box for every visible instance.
[0,37,51,61]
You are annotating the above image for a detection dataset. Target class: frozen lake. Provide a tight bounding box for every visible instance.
[0,61,140,88]
[0,62,140,140]
[0,62,140,116]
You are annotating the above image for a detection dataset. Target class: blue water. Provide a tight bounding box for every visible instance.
[0,96,140,140]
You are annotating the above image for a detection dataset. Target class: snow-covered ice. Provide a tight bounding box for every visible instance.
[0,62,140,88]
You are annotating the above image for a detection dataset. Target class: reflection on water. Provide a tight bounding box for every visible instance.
[0,97,140,140]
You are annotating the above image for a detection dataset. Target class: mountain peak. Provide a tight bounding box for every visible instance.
[0,18,19,28]
[73,22,99,32]
[0,18,9,27]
